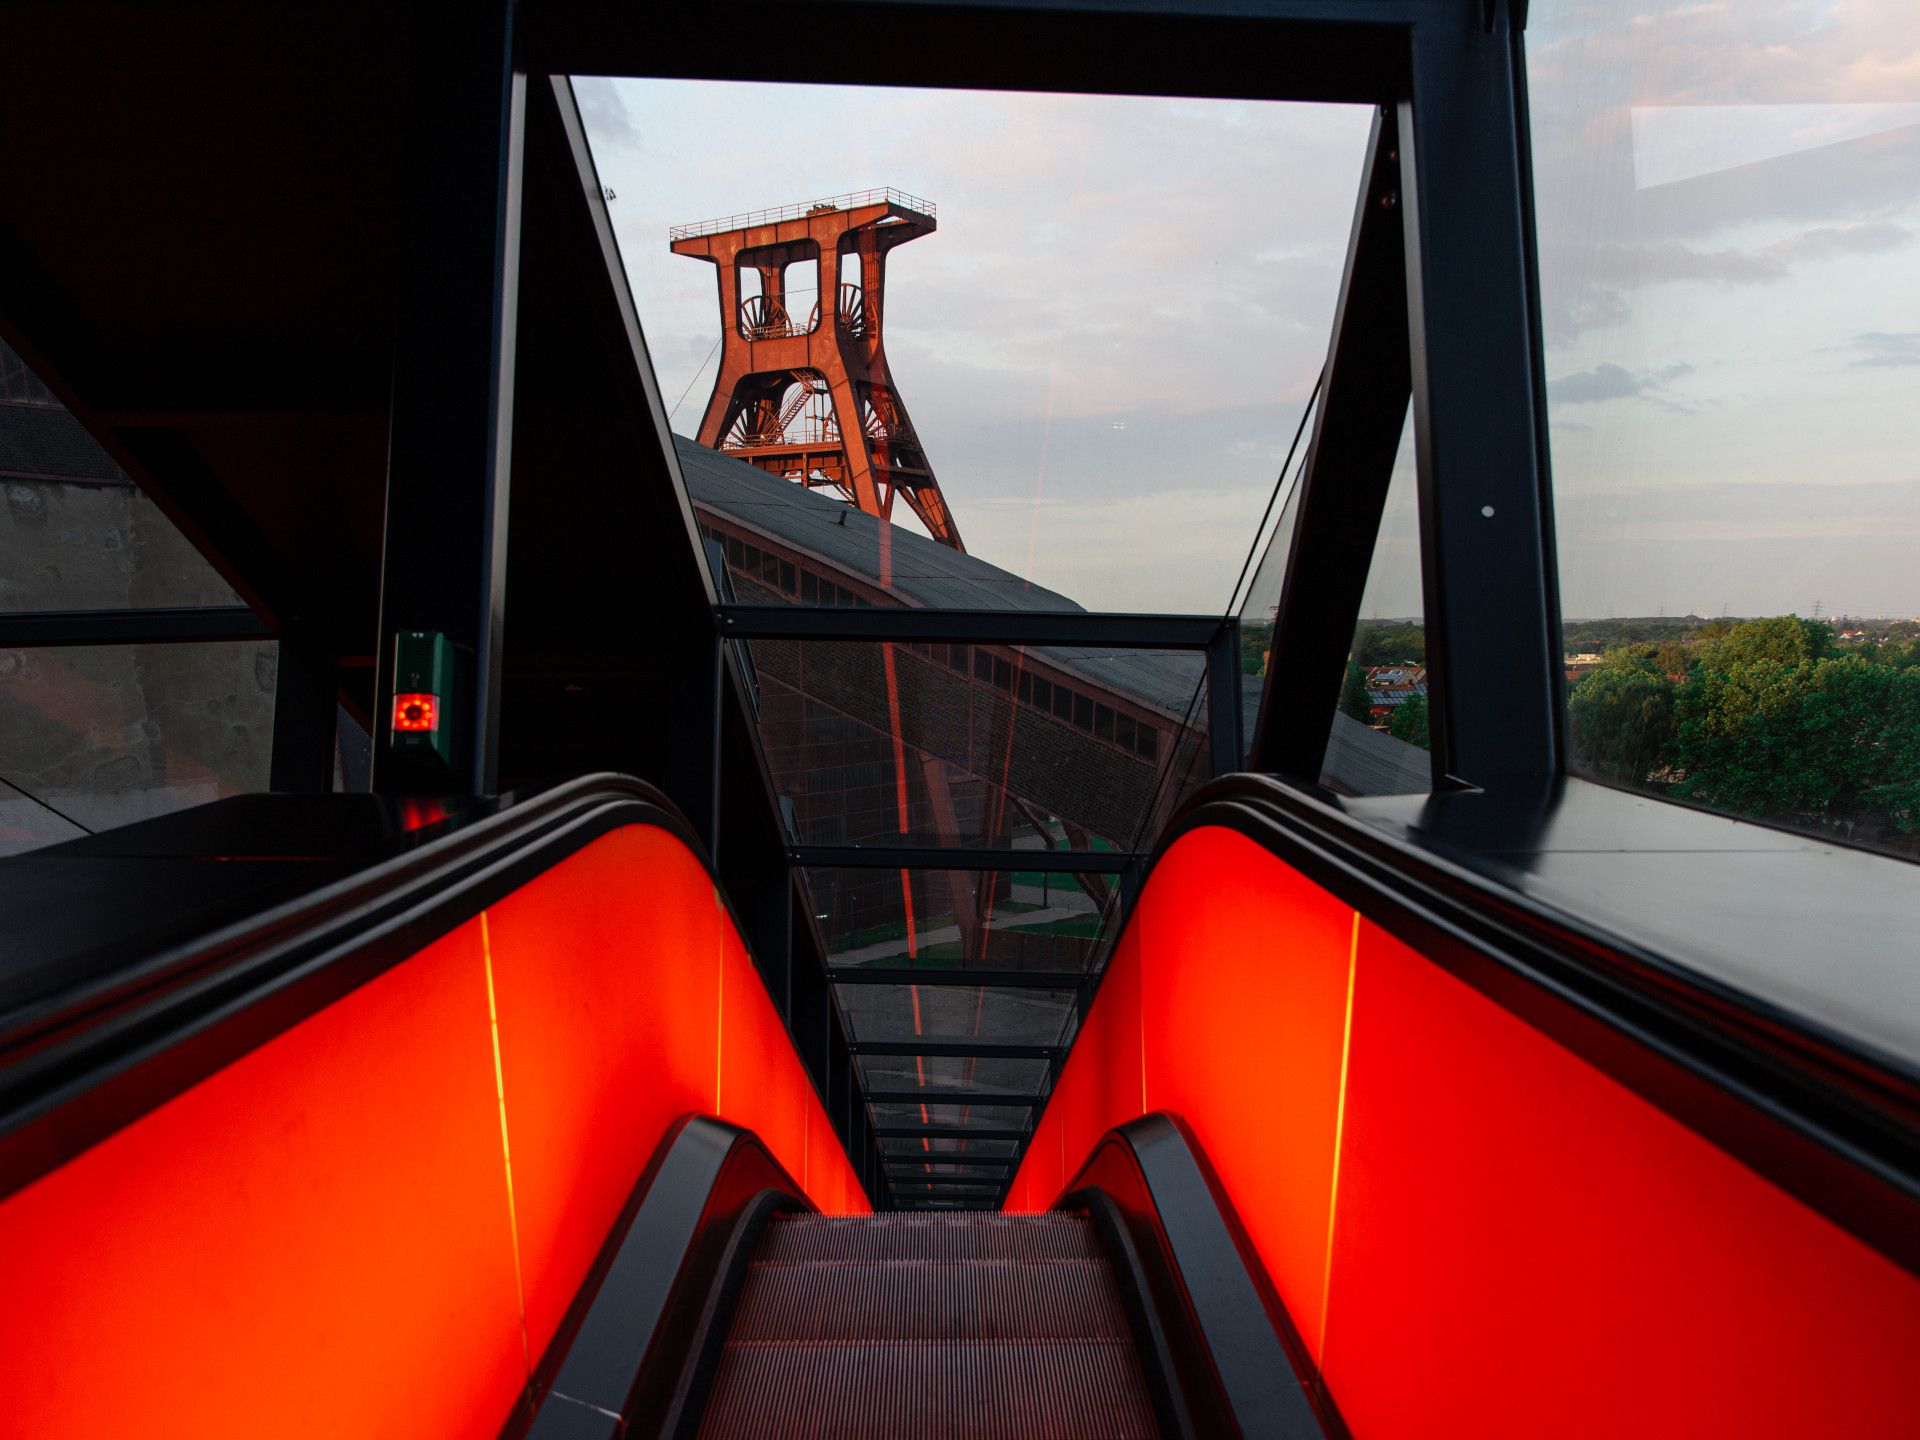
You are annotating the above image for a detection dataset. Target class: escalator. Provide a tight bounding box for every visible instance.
[699,1213,1156,1438]
[2,774,1916,1438]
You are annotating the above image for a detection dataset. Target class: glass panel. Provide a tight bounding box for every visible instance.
[879,1137,1020,1158]
[837,983,1076,1048]
[884,1164,1010,1182]
[870,1102,1032,1130]
[1530,5,1920,860]
[0,338,241,612]
[853,1054,1050,1097]
[808,866,1115,976]
[749,639,1209,851]
[579,81,1369,614]
[0,641,277,855]
[1232,398,1318,766]
[1320,417,1430,796]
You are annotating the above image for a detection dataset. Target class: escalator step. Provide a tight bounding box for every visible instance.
[756,1212,1104,1263]
[698,1212,1159,1439]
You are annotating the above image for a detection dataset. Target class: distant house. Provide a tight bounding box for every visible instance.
[1564,651,1605,682]
[1364,665,1428,722]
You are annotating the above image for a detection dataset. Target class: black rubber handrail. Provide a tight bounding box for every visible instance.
[1148,773,1920,1275]
[0,773,708,1200]
[1061,1113,1341,1440]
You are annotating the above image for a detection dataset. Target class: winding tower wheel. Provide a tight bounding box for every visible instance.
[737,295,793,340]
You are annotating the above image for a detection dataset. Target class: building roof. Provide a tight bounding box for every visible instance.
[676,436,1204,720]
[0,400,124,485]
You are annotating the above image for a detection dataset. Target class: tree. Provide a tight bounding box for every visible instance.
[1388,692,1430,749]
[1569,666,1677,786]
[1671,628,1920,832]
[1338,661,1372,724]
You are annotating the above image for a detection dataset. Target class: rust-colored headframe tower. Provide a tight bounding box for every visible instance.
[670,188,963,549]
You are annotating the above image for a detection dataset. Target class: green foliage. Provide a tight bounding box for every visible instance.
[1241,622,1272,678]
[1338,661,1372,724]
[1672,652,1920,830]
[1352,621,1425,666]
[1388,692,1430,749]
[1569,666,1677,784]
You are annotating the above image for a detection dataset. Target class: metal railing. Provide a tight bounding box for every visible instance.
[670,187,936,241]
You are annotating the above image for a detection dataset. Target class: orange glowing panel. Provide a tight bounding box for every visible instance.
[718,924,811,1190]
[1319,918,1920,1437]
[483,825,724,1357]
[391,691,439,732]
[0,814,878,1440]
[1137,828,1356,1361]
[1013,826,1920,1435]
[0,920,527,1440]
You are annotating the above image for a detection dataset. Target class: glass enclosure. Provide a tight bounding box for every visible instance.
[1530,1,1920,859]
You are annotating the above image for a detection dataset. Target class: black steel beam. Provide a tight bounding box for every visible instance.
[371,0,524,795]
[850,1041,1053,1060]
[793,845,1131,874]
[876,1128,1030,1142]
[269,618,339,794]
[829,968,1084,991]
[1252,109,1413,778]
[1399,6,1563,783]
[524,0,1421,105]
[1206,617,1245,776]
[720,605,1225,651]
[0,606,270,648]
[862,1090,1045,1108]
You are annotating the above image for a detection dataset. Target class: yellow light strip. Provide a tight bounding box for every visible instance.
[480,912,531,1375]
[1319,911,1361,1360]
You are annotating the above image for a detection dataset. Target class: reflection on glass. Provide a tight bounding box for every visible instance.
[1319,417,1429,796]
[0,339,241,613]
[854,1054,1050,1097]
[880,1137,1019,1158]
[809,866,1115,976]
[838,983,1076,1049]
[1531,3,1920,859]
[749,639,1209,852]
[0,641,277,855]
[869,1102,1032,1130]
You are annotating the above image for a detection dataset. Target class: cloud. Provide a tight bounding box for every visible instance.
[1550,362,1697,409]
[1847,331,1920,366]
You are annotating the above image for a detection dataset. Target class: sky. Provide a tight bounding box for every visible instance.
[578,0,1920,623]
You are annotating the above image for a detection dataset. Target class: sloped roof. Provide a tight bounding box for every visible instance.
[0,401,124,484]
[676,436,1204,719]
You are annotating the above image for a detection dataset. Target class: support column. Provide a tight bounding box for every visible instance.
[1399,4,1563,784]
[371,0,525,795]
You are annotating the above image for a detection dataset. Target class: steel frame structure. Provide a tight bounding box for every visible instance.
[2,0,1558,1209]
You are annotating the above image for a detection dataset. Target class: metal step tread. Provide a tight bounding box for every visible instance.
[696,1212,1161,1439]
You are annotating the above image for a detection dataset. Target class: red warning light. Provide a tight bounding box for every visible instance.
[392,693,439,733]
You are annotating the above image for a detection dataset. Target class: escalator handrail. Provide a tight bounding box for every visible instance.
[520,1114,810,1440]
[1149,773,1920,1275]
[1060,1112,1340,1440]
[0,773,710,1201]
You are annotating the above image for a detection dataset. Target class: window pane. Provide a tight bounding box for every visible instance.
[580,82,1370,615]
[1319,417,1430,796]
[748,638,1213,851]
[807,865,1114,976]
[0,339,241,612]
[837,983,1077,1049]
[1531,2,1920,859]
[0,641,277,855]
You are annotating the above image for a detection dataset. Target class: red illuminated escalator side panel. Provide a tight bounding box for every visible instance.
[1015,824,1920,1437]
[0,822,864,1440]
